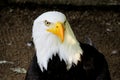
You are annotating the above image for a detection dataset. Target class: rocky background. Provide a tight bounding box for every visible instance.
[0,1,120,80]
[0,0,120,6]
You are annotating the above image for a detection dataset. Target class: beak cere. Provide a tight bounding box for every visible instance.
[47,22,64,42]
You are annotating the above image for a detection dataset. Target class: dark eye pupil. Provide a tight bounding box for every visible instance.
[47,22,50,24]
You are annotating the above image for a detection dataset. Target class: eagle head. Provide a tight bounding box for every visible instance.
[32,11,83,71]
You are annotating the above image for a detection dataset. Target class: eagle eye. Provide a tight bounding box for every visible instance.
[44,20,51,26]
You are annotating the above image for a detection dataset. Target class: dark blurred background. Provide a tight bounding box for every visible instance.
[0,0,120,80]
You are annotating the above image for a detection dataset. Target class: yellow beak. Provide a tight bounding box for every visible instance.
[47,22,64,42]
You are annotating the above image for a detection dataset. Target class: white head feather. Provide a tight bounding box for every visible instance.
[32,11,83,72]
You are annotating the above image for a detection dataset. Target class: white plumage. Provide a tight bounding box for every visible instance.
[32,11,83,71]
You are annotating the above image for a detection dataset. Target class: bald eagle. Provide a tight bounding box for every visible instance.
[25,11,111,80]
